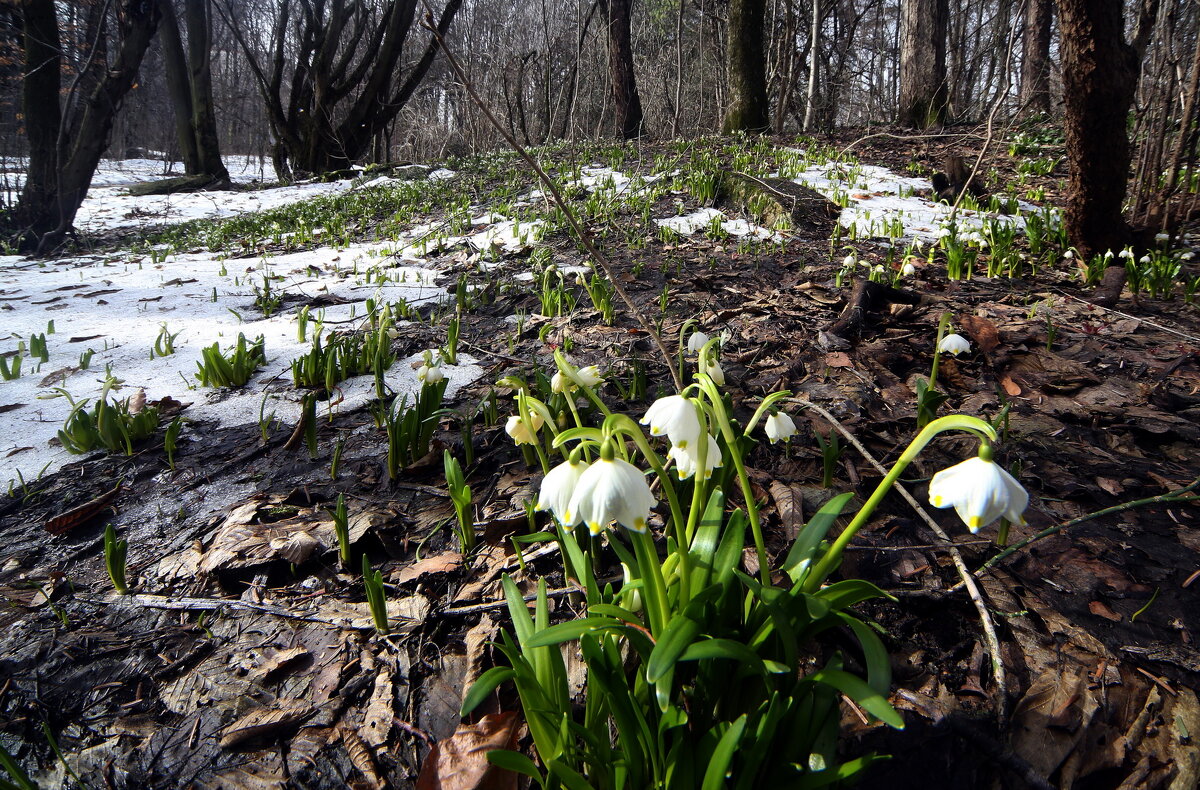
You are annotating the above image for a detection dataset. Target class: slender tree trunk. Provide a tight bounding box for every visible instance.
[897,0,949,127]
[803,0,820,131]
[16,0,62,242]
[723,0,769,133]
[600,0,644,138]
[1020,0,1053,115]
[159,0,201,173]
[185,0,228,181]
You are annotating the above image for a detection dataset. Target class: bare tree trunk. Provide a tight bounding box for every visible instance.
[723,0,770,133]
[898,0,949,127]
[1055,0,1157,305]
[185,0,228,181]
[803,0,820,131]
[159,0,201,173]
[600,0,644,138]
[11,0,160,253]
[1020,0,1053,115]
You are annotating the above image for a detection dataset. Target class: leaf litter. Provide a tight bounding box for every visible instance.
[1,133,1199,788]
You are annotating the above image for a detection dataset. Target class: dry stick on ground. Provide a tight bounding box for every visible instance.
[974,476,1200,576]
[792,396,1011,726]
[418,8,682,392]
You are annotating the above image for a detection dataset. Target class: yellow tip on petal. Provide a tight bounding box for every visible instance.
[587,521,602,535]
[933,496,944,506]
[632,518,647,532]
[968,516,982,528]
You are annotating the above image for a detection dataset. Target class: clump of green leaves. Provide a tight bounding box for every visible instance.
[443,450,475,553]
[195,334,267,388]
[104,524,129,595]
[57,392,162,455]
[291,313,396,397]
[383,377,448,479]
[362,555,389,635]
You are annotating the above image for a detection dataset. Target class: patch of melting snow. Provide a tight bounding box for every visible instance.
[0,242,470,488]
[655,208,779,240]
[791,163,1033,242]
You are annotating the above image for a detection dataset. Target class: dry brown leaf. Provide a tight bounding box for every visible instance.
[269,530,322,564]
[415,711,521,790]
[463,615,498,695]
[999,374,1023,396]
[824,352,853,368]
[1088,601,1122,621]
[340,724,384,789]
[768,481,804,541]
[247,646,310,684]
[396,552,463,585]
[960,315,1001,353]
[219,702,316,749]
[361,667,395,749]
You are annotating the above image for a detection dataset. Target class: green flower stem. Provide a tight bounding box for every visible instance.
[631,528,670,638]
[803,414,996,593]
[696,375,770,584]
[929,311,953,392]
[683,405,713,546]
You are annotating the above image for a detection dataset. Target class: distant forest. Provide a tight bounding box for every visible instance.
[1,0,1197,285]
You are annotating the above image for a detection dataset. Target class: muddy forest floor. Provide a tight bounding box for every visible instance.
[2,128,1199,789]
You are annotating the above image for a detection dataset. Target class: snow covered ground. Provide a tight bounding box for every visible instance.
[0,151,1040,488]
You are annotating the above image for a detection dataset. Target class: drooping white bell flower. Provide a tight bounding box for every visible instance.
[938,333,972,356]
[418,364,444,384]
[576,365,603,387]
[764,411,798,444]
[551,371,571,394]
[928,456,1028,533]
[667,434,722,480]
[705,359,726,386]
[536,456,590,526]
[505,411,544,445]
[686,331,711,355]
[641,395,702,449]
[567,452,657,534]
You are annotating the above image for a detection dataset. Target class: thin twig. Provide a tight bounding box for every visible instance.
[1053,288,1200,343]
[792,396,1010,726]
[418,6,682,391]
[976,477,1200,574]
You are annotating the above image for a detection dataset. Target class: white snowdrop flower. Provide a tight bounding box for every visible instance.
[387,327,400,340]
[936,227,952,239]
[764,411,798,444]
[901,262,918,276]
[667,434,722,480]
[938,333,972,356]
[1119,248,1134,259]
[1155,233,1169,242]
[576,365,603,387]
[620,562,642,613]
[1063,250,1074,259]
[418,364,444,384]
[928,456,1028,533]
[705,359,726,386]
[536,457,590,526]
[1139,255,1151,264]
[641,395,702,450]
[576,273,587,286]
[686,331,711,355]
[551,371,570,394]
[1104,250,1115,258]
[505,412,544,445]
[567,455,657,534]
[1183,251,1196,261]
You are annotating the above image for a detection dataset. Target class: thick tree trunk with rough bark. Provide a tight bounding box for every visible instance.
[898,0,949,128]
[1055,0,1138,264]
[1020,0,1053,115]
[601,0,644,139]
[11,0,160,253]
[723,0,770,134]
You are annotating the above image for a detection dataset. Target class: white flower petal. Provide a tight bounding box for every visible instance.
[567,458,657,534]
[640,396,702,449]
[928,456,1029,533]
[938,333,972,356]
[764,412,797,444]
[686,332,710,355]
[505,412,544,445]
[536,459,589,526]
[667,434,722,480]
